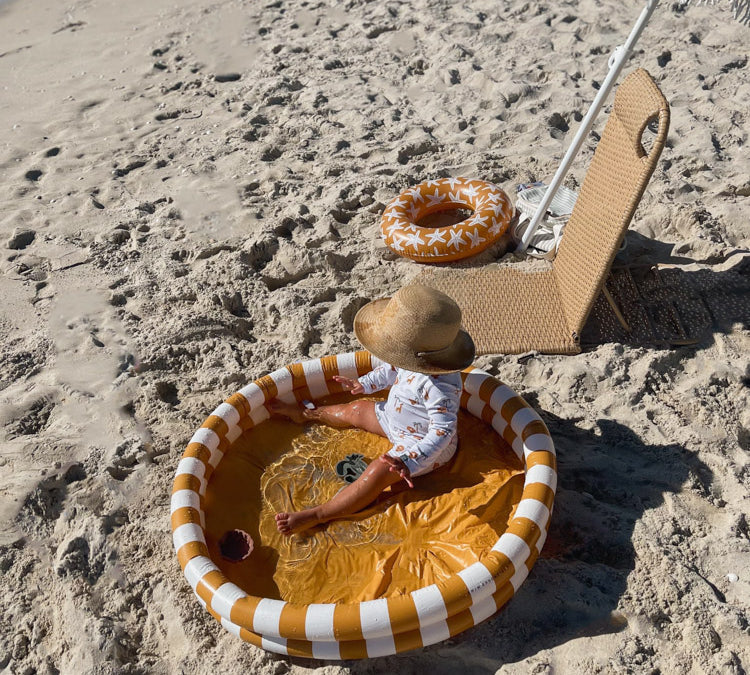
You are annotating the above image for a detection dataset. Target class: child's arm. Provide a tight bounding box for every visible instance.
[354,363,398,394]
[332,375,365,395]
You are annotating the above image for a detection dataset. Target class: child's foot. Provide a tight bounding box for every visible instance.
[275,509,321,535]
[268,399,306,424]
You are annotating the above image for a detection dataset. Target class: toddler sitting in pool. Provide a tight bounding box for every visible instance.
[271,284,475,535]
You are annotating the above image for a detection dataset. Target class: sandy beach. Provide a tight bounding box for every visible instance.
[1,0,748,672]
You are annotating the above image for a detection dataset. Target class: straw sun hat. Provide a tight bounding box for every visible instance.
[353,285,476,375]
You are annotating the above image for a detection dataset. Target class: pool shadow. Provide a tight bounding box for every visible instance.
[271,401,711,673]
[391,402,709,671]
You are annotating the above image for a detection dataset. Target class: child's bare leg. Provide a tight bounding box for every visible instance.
[269,399,385,437]
[275,455,407,535]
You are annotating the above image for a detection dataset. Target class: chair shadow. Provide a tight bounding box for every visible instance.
[581,233,750,350]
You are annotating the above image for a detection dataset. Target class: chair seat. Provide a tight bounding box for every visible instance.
[418,267,580,355]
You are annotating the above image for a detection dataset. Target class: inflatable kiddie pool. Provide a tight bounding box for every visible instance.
[171,351,556,659]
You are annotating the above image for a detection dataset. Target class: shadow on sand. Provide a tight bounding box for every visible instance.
[443,404,710,667]
[581,234,749,350]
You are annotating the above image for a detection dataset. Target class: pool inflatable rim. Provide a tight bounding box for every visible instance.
[171,351,556,659]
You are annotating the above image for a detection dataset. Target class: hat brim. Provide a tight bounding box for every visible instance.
[353,298,475,375]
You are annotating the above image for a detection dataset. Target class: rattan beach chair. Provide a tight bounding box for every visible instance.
[417,68,670,355]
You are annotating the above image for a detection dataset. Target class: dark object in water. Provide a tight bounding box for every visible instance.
[219,529,254,562]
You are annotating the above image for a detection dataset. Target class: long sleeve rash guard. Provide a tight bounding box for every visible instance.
[357,363,462,477]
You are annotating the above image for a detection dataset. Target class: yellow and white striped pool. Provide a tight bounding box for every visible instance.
[171,351,556,659]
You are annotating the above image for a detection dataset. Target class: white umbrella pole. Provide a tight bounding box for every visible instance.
[517,0,660,252]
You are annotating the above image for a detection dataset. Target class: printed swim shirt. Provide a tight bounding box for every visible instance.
[358,363,462,478]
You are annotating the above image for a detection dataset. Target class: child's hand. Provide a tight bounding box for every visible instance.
[333,375,364,395]
[379,454,414,488]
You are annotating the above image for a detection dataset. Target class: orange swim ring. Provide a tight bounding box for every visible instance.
[380,177,514,263]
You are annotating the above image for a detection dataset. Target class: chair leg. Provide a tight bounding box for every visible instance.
[602,284,631,333]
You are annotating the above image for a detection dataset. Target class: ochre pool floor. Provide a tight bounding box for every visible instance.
[204,394,524,605]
